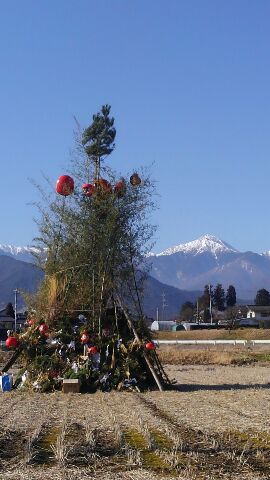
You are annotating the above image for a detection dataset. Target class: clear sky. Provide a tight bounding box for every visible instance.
[0,1,270,253]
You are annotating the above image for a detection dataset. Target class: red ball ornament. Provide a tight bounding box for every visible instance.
[81,332,90,344]
[6,336,19,348]
[130,173,141,186]
[56,175,74,196]
[95,178,112,193]
[114,180,126,197]
[88,346,98,355]
[145,341,155,351]
[27,318,35,326]
[82,183,95,197]
[39,323,49,335]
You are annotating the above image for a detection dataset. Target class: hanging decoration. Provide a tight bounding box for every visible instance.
[114,180,126,197]
[39,323,49,335]
[82,183,95,197]
[6,336,19,348]
[145,341,155,351]
[81,332,90,344]
[56,175,74,196]
[88,346,98,355]
[130,173,141,186]
[94,178,112,193]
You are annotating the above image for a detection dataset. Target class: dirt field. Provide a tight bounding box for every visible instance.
[1,363,270,479]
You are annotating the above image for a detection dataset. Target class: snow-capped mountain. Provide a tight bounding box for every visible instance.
[0,245,40,263]
[148,234,270,300]
[156,234,237,257]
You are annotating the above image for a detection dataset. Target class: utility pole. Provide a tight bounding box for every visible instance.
[209,284,213,325]
[156,307,159,322]
[14,288,19,333]
[162,292,168,321]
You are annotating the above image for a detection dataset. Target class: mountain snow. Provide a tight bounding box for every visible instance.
[155,234,238,257]
[0,245,38,255]
[0,244,40,263]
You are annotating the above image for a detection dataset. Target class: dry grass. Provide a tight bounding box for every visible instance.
[157,343,270,365]
[158,346,237,365]
[154,327,270,340]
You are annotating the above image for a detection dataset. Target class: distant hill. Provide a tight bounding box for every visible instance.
[142,275,201,319]
[0,254,200,318]
[0,255,44,309]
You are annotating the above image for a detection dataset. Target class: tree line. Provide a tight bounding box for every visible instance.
[180,285,270,323]
[180,284,236,322]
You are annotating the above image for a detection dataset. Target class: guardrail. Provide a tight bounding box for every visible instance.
[155,339,270,346]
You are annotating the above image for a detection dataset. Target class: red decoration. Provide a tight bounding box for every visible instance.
[27,318,35,326]
[82,183,95,197]
[145,341,155,351]
[56,175,74,196]
[6,336,19,348]
[114,180,126,197]
[81,332,90,344]
[39,323,49,335]
[130,173,141,186]
[88,346,98,355]
[95,178,112,193]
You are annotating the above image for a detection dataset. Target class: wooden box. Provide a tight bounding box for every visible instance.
[62,378,80,393]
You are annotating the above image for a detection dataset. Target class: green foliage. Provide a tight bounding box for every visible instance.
[33,105,155,331]
[180,301,194,322]
[213,283,225,311]
[226,285,236,307]
[255,288,270,306]
[5,302,15,318]
[82,104,116,165]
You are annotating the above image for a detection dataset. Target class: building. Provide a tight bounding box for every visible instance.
[245,305,270,327]
[150,320,177,331]
[0,309,27,332]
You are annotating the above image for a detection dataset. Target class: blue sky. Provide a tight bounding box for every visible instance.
[0,1,270,253]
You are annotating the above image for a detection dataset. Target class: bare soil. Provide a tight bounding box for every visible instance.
[0,363,270,479]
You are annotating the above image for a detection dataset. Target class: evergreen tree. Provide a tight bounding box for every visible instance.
[200,285,211,309]
[226,285,236,308]
[5,302,15,318]
[213,283,225,311]
[255,288,270,306]
[199,285,213,322]
[81,104,116,178]
[180,301,194,322]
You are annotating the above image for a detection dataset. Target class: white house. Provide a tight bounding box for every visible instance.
[245,305,270,326]
[247,305,270,320]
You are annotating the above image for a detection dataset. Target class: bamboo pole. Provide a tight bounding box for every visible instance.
[115,294,164,392]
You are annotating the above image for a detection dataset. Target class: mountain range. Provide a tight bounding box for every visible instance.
[1,233,270,317]
[148,234,270,301]
[0,255,43,309]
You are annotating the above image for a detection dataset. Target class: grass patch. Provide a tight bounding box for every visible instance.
[149,428,172,450]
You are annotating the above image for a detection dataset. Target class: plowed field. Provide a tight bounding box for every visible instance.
[0,364,270,479]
